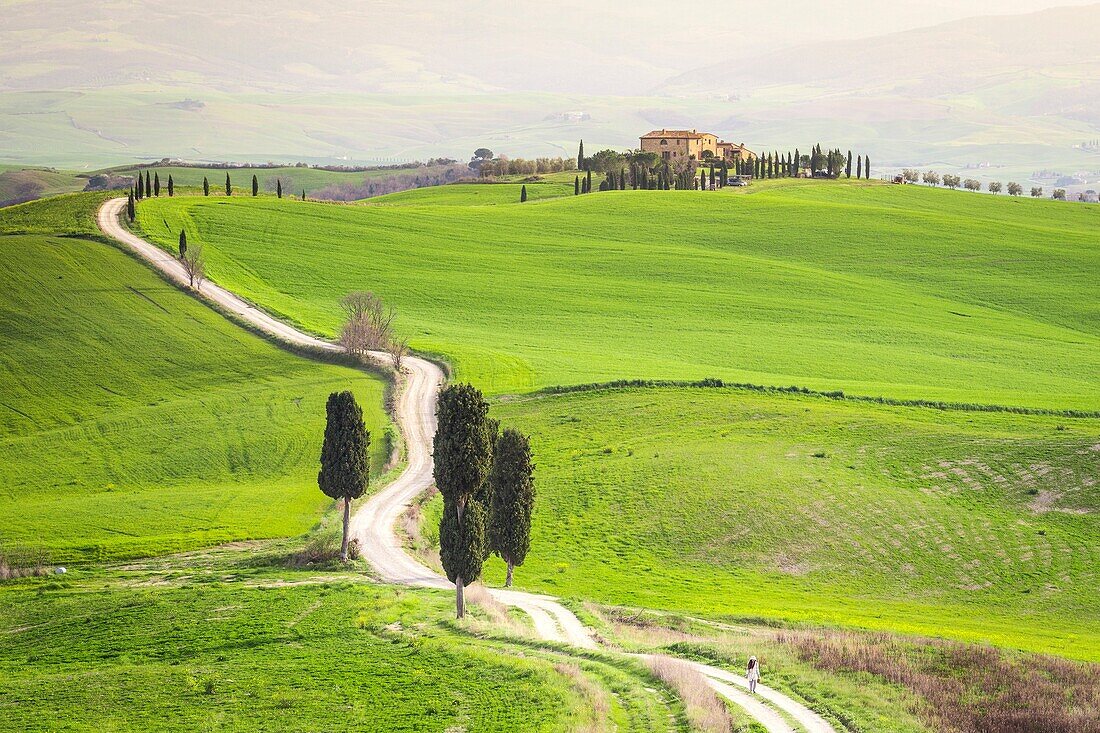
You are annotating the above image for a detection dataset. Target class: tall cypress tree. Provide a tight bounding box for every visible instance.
[720,161,728,186]
[203,176,210,196]
[586,169,592,194]
[435,384,492,618]
[318,391,371,563]
[574,175,580,195]
[794,148,800,176]
[577,140,585,170]
[153,172,160,197]
[520,184,527,202]
[225,172,232,196]
[167,174,174,197]
[251,174,259,197]
[865,156,871,179]
[127,190,135,222]
[302,189,306,201]
[136,173,144,199]
[178,229,187,258]
[845,150,852,178]
[620,168,627,190]
[145,172,152,197]
[856,155,862,179]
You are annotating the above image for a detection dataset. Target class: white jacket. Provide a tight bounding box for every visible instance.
[747,663,760,682]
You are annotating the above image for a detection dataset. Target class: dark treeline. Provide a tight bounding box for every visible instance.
[563,141,871,194]
[107,157,458,174]
[310,163,474,201]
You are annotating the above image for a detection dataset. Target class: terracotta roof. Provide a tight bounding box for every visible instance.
[640,129,709,140]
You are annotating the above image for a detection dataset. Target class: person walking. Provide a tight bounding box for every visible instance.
[747,655,760,694]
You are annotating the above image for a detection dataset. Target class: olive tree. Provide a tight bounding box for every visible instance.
[434,383,492,618]
[318,391,370,562]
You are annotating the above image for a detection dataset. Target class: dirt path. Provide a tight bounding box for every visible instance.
[98,197,834,732]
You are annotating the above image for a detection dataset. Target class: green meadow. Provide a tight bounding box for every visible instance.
[0,572,629,732]
[135,180,1100,409]
[0,196,391,562]
[480,386,1099,661]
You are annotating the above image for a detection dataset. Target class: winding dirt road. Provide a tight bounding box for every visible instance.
[98,197,834,733]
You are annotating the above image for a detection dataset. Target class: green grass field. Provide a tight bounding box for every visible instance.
[476,386,1099,661]
[0,574,609,732]
[135,179,1100,409]
[0,196,391,561]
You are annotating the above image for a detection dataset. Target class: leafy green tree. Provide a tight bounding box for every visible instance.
[153,172,160,197]
[317,391,371,563]
[520,184,527,203]
[435,383,493,618]
[277,179,283,198]
[489,429,535,586]
[178,230,187,258]
[167,175,175,197]
[845,151,852,178]
[252,174,259,197]
[225,172,232,196]
[203,176,210,196]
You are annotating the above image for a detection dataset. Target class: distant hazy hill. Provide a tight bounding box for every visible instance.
[662,4,1100,123]
[0,1,1097,177]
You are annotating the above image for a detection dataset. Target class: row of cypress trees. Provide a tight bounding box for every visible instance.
[318,384,536,618]
[435,383,536,616]
[133,170,291,199]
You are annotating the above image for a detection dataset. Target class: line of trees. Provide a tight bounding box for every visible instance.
[911,169,1052,197]
[472,148,577,177]
[436,383,536,617]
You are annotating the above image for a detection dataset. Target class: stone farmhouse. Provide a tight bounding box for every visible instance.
[640,130,756,163]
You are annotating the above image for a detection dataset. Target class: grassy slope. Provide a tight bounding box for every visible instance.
[0,579,594,732]
[478,386,1099,661]
[135,180,1100,409]
[0,196,391,561]
[96,164,452,196]
[0,166,85,206]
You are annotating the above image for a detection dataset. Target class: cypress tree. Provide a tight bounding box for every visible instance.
[146,172,152,197]
[574,175,580,195]
[277,179,282,198]
[701,170,707,190]
[302,189,306,201]
[720,161,728,186]
[318,391,370,562]
[794,148,800,176]
[251,174,259,197]
[620,168,627,191]
[203,176,210,196]
[127,190,135,222]
[167,174,174,197]
[856,155,862,179]
[435,384,492,618]
[845,150,852,178]
[709,166,715,188]
[136,173,143,199]
[225,172,232,196]
[153,172,160,197]
[865,156,871,179]
[178,229,187,258]
[586,169,592,194]
[577,140,585,170]
[520,184,527,203]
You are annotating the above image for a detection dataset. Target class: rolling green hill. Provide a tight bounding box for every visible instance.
[135,179,1100,410]
[479,385,1099,661]
[0,197,391,562]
